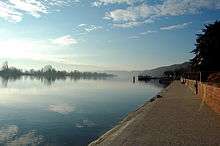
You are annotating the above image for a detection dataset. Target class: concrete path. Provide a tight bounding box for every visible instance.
[89,81,220,146]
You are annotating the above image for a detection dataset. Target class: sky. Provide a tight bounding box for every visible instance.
[0,0,220,71]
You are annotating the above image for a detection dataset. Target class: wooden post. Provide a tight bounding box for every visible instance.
[199,72,202,82]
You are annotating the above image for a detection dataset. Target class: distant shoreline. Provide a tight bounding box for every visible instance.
[0,62,115,79]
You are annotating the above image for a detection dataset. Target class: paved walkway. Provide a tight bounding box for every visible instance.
[89,81,220,146]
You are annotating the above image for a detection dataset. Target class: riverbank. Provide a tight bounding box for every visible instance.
[89,81,220,146]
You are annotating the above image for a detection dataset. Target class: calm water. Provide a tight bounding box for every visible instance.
[0,76,163,146]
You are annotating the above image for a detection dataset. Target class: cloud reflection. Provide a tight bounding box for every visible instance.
[0,125,43,145]
[48,104,75,114]
[75,119,96,128]
[0,125,18,143]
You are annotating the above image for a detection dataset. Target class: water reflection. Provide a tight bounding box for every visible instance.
[0,75,110,87]
[0,125,44,145]
[0,76,164,145]
[136,79,168,88]
[0,125,18,143]
[75,119,96,128]
[0,75,22,87]
[48,104,75,114]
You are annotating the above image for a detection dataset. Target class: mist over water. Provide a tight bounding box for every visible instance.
[0,76,163,146]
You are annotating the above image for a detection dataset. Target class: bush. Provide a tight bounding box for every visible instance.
[207,72,220,83]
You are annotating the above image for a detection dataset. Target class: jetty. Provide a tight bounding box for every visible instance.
[89,81,220,146]
[137,75,161,81]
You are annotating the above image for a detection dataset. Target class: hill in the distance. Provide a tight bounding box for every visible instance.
[141,62,190,77]
[104,62,190,78]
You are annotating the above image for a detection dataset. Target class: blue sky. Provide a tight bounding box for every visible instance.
[0,0,220,71]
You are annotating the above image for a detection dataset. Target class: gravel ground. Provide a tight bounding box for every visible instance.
[89,81,220,146]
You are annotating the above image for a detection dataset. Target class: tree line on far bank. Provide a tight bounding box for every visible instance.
[163,20,220,82]
[0,61,114,78]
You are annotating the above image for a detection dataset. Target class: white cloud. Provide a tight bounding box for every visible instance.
[45,0,80,7]
[128,35,140,39]
[158,0,220,16]
[0,0,78,22]
[92,0,133,7]
[74,24,103,34]
[113,21,142,28]
[105,4,155,22]
[104,4,157,28]
[105,8,136,21]
[129,30,157,40]
[84,25,102,32]
[51,35,78,46]
[0,1,23,22]
[160,22,192,30]
[78,23,86,27]
[112,18,154,28]
[8,0,48,18]
[140,30,157,35]
[104,0,220,28]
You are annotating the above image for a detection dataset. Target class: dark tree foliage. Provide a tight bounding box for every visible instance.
[191,21,220,71]
[163,68,188,80]
[0,62,114,79]
[164,71,174,78]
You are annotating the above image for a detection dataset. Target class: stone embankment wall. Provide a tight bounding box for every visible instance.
[185,79,220,113]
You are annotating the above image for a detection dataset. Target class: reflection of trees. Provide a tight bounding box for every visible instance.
[0,75,109,87]
[0,75,21,87]
[37,75,67,86]
[0,62,114,87]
